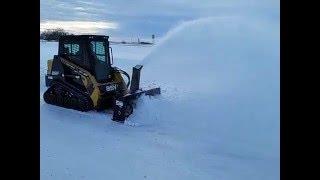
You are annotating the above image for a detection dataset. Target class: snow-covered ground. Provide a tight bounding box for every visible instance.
[40,16,279,180]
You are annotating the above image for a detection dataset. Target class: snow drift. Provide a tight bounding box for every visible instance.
[132,16,280,178]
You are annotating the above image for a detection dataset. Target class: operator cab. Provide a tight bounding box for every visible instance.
[58,35,113,83]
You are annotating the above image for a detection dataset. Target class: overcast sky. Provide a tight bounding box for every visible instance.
[40,0,279,40]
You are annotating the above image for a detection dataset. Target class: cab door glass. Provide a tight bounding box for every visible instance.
[90,41,106,62]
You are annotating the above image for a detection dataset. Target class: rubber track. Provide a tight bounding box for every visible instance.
[43,81,94,111]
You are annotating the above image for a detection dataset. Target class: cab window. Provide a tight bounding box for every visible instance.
[63,43,80,56]
[90,41,106,62]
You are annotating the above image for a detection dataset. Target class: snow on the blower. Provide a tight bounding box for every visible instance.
[40,16,279,180]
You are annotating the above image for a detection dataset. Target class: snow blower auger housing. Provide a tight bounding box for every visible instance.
[43,35,160,122]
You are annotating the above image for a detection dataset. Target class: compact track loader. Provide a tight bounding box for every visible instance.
[43,35,160,122]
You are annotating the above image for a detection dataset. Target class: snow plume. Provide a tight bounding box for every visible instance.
[135,16,280,179]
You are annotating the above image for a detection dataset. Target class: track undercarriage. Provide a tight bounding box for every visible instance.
[43,81,94,112]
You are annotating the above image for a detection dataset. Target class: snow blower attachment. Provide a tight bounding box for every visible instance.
[43,35,160,122]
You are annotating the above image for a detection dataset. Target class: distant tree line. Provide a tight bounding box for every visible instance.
[40,28,73,41]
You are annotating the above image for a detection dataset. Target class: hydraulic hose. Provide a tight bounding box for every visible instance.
[114,67,130,88]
